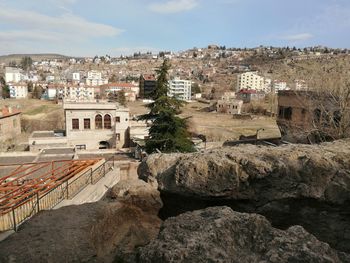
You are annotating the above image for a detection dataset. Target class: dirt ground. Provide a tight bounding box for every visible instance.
[128,100,280,142]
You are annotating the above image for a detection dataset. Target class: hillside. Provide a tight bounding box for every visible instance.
[0,53,70,64]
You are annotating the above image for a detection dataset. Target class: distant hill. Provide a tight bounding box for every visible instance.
[0,54,71,64]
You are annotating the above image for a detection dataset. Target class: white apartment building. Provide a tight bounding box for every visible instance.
[47,84,94,101]
[237,72,271,92]
[8,83,28,99]
[5,67,23,83]
[168,77,192,101]
[86,70,108,86]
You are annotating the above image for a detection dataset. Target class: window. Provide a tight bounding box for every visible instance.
[116,133,120,141]
[95,114,102,129]
[76,144,86,150]
[115,116,120,123]
[278,106,292,120]
[72,119,79,130]
[104,114,112,129]
[84,118,90,129]
[13,119,17,128]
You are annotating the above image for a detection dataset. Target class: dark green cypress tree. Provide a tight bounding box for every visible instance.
[140,59,194,154]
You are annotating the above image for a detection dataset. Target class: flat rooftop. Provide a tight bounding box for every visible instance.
[63,101,129,111]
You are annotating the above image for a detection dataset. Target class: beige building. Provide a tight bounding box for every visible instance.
[0,107,21,142]
[237,72,271,93]
[86,70,108,86]
[217,99,243,115]
[47,84,94,101]
[64,101,129,150]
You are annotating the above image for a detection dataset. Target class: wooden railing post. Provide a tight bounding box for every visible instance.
[36,192,40,212]
[12,208,17,232]
[90,168,93,184]
[66,181,69,199]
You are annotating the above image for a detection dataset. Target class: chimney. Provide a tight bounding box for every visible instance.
[8,106,13,114]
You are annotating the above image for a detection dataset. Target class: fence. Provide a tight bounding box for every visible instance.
[0,156,116,232]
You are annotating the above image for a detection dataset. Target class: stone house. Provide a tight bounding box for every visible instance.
[0,107,21,142]
[64,101,129,150]
[277,90,347,143]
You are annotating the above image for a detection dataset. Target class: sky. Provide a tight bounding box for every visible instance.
[0,0,349,57]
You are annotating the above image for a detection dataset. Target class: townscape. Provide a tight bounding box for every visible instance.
[0,0,350,262]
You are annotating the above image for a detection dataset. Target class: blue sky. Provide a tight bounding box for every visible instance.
[0,0,349,56]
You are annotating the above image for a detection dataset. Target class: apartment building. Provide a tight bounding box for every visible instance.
[46,84,94,101]
[5,67,23,83]
[86,70,108,86]
[139,74,156,99]
[168,77,192,101]
[8,83,28,99]
[237,72,271,92]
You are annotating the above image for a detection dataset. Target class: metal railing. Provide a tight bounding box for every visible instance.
[0,156,116,232]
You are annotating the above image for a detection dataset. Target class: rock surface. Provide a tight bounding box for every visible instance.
[138,206,350,263]
[139,139,350,203]
[138,139,350,253]
[0,179,162,263]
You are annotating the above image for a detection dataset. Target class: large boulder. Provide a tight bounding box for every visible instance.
[139,139,350,204]
[138,206,350,263]
[0,179,162,263]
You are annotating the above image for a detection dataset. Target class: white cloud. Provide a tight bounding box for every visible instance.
[149,0,198,14]
[0,5,124,55]
[0,7,123,38]
[280,33,314,41]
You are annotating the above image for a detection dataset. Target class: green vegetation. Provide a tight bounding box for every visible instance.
[20,56,33,71]
[0,76,10,99]
[117,90,127,107]
[32,85,44,99]
[140,59,195,154]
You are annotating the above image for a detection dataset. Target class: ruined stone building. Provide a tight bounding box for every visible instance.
[277,90,347,143]
[0,107,21,142]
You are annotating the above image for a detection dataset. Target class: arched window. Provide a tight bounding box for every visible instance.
[95,114,102,129]
[104,114,111,129]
